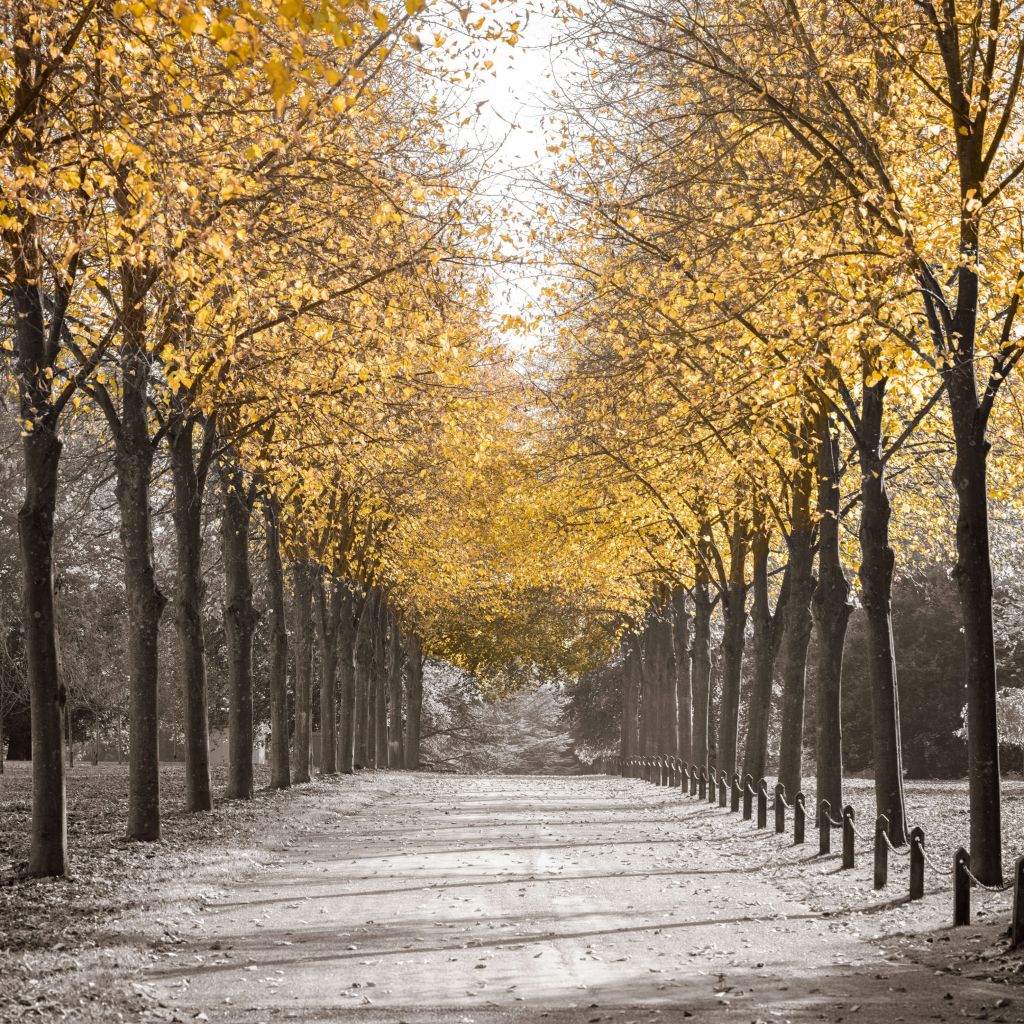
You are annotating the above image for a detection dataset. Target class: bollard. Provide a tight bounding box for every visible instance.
[709,767,718,805]
[874,815,889,890]
[718,771,727,808]
[842,805,855,869]
[742,774,753,820]
[698,765,707,800]
[953,847,971,926]
[909,826,925,901]
[1011,856,1024,950]
[689,763,698,797]
[731,773,740,813]
[794,792,805,845]
[775,783,786,834]
[819,800,832,856]
[757,779,768,829]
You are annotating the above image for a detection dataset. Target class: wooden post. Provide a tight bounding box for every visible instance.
[689,763,698,797]
[842,805,854,869]
[909,826,925,901]
[819,800,832,856]
[794,792,805,845]
[742,774,753,820]
[1011,856,1024,950]
[708,766,718,805]
[699,765,707,800]
[775,783,786,834]
[730,773,740,813]
[718,771,727,808]
[953,847,971,927]
[757,779,767,829]
[874,814,889,890]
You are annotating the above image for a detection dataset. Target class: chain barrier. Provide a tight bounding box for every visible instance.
[604,755,1022,939]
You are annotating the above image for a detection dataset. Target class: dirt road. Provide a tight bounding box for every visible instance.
[147,774,1016,1023]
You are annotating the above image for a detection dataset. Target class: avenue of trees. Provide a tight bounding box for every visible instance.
[8,0,1024,899]
[541,0,1024,888]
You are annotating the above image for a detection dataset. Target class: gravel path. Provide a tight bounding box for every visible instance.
[145,773,1021,1023]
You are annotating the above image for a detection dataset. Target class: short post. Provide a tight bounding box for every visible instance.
[698,765,707,800]
[757,779,768,829]
[819,800,832,856]
[775,783,786,834]
[953,847,971,927]
[742,774,753,821]
[689,763,698,797]
[730,773,740,813]
[709,767,718,805]
[794,792,805,845]
[842,805,855,869]
[909,826,925,901]
[718,771,727,808]
[1011,856,1024,950]
[874,814,889,890]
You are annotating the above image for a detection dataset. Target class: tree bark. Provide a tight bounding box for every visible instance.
[813,417,852,818]
[743,519,788,784]
[291,561,316,783]
[263,498,290,790]
[691,571,713,774]
[620,634,640,759]
[373,596,388,767]
[717,513,748,777]
[336,581,357,774]
[20,419,67,874]
[404,634,423,769]
[353,588,377,769]
[168,415,212,812]
[315,573,342,776]
[777,447,816,799]
[386,614,405,768]
[220,462,257,801]
[671,588,692,763]
[115,336,166,842]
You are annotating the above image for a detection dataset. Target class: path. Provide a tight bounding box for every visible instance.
[148,774,1014,1023]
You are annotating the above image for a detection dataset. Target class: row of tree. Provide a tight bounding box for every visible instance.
[540,0,1024,888]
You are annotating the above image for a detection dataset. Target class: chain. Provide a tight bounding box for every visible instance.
[912,836,954,876]
[961,865,1013,893]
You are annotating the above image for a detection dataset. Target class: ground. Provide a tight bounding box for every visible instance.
[4,767,1024,1023]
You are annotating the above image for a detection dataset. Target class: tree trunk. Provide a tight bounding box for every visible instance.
[743,520,788,784]
[814,418,852,818]
[777,448,816,799]
[671,589,692,763]
[315,573,342,776]
[691,570,713,774]
[950,389,1002,883]
[291,561,315,783]
[373,597,388,767]
[404,634,423,769]
[12,16,68,875]
[620,634,640,759]
[386,615,405,768]
[337,583,357,774]
[220,462,257,801]
[353,588,377,769]
[20,420,67,874]
[115,341,166,841]
[168,416,212,812]
[717,513,748,777]
[263,499,290,790]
